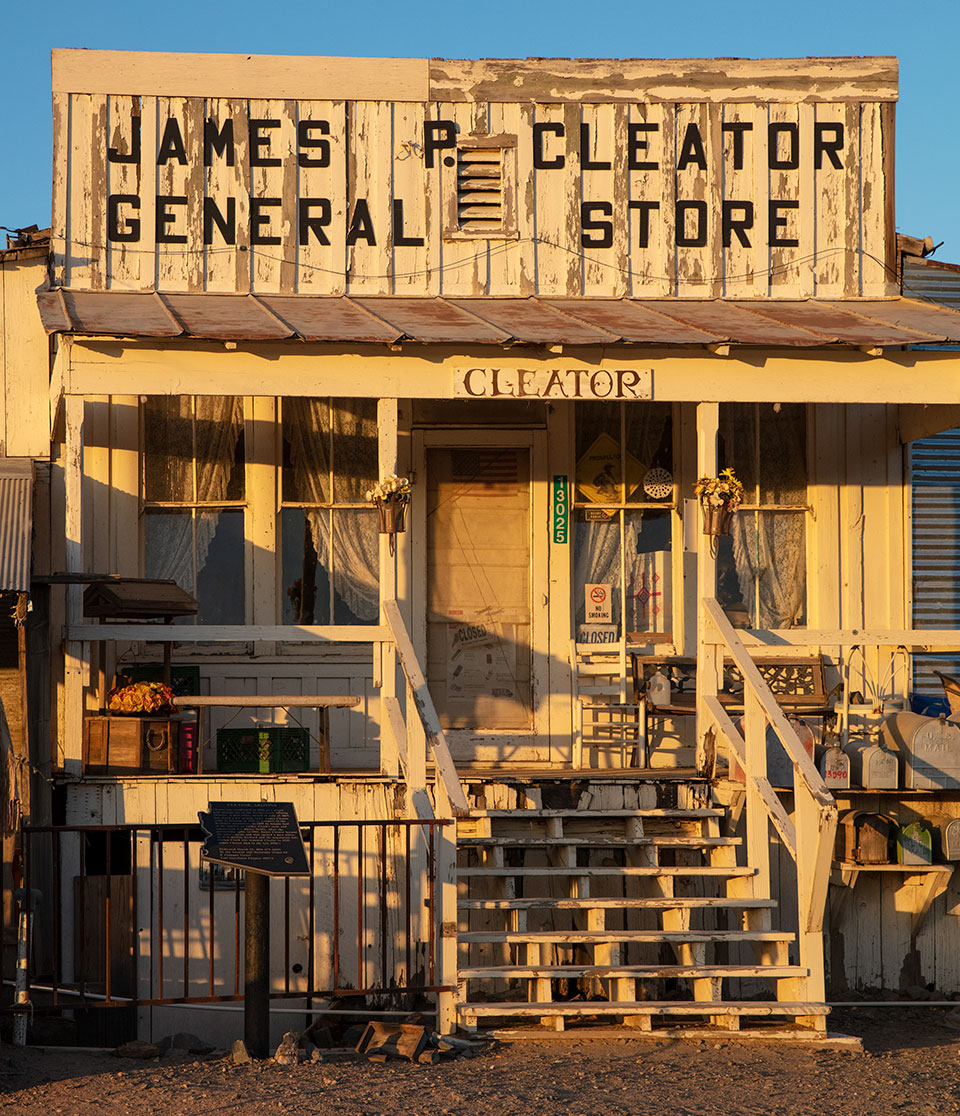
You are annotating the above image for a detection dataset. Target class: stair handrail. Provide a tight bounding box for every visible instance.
[382,600,470,818]
[700,598,838,1006]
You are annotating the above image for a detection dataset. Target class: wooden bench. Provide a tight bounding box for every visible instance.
[630,653,835,766]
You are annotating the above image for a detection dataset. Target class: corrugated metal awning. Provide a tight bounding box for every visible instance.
[0,462,33,593]
[35,291,960,348]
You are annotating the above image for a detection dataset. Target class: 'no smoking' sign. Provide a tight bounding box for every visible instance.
[584,583,612,623]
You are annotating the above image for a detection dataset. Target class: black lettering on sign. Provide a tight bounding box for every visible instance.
[299,198,331,245]
[393,199,424,246]
[581,202,613,248]
[108,116,140,164]
[580,123,611,170]
[203,197,236,245]
[250,197,282,245]
[107,194,140,241]
[628,200,660,248]
[722,200,753,247]
[204,118,235,166]
[676,200,707,247]
[721,121,752,170]
[157,119,187,166]
[346,199,376,246]
[423,120,457,169]
[814,122,844,169]
[250,120,282,167]
[298,120,331,167]
[677,123,707,171]
[627,123,658,170]
[768,122,799,170]
[769,200,799,247]
[533,122,564,169]
[156,195,187,243]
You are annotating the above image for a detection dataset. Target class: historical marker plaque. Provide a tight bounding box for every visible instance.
[198,801,310,877]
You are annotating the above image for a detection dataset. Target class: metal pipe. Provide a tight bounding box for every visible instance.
[244,871,271,1059]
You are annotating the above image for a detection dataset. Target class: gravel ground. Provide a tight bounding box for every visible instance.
[2,1009,959,1116]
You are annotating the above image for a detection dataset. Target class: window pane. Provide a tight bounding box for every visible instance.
[331,508,380,623]
[624,509,672,635]
[143,397,193,501]
[195,510,245,623]
[759,403,806,504]
[723,510,806,628]
[332,399,378,501]
[576,402,621,504]
[718,403,758,498]
[573,512,621,630]
[716,528,750,628]
[196,397,244,501]
[281,508,331,625]
[144,508,195,594]
[282,398,330,503]
[625,403,674,502]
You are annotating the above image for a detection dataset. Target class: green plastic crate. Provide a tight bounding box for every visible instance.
[216,726,310,774]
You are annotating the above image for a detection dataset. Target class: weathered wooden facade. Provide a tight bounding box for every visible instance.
[8,49,960,1044]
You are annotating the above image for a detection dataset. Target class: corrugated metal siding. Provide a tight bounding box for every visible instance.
[912,429,960,693]
[903,258,960,312]
[0,464,33,592]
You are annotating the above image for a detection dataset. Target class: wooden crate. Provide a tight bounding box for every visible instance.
[83,715,178,775]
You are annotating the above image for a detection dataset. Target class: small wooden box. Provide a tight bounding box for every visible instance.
[83,715,178,775]
[838,811,895,864]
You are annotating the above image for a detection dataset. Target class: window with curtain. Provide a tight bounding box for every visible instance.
[141,396,246,623]
[572,402,675,640]
[717,402,808,629]
[280,398,379,625]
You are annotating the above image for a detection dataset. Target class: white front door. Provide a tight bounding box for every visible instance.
[413,429,550,763]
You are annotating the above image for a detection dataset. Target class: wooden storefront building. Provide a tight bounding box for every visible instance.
[6,49,960,1043]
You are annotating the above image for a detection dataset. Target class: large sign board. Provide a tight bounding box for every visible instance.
[51,52,895,298]
[198,801,310,877]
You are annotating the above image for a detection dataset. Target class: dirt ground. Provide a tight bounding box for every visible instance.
[2,1009,959,1116]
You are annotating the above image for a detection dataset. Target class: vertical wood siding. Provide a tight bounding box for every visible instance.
[54,95,894,298]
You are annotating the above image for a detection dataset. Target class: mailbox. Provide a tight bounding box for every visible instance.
[881,712,960,790]
[941,819,960,861]
[848,742,898,789]
[818,744,850,789]
[897,821,934,865]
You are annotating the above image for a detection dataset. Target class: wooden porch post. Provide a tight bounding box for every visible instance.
[695,402,720,774]
[62,395,85,775]
[378,398,400,778]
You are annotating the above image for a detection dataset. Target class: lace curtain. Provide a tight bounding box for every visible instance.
[574,403,672,627]
[144,396,243,596]
[285,398,379,622]
[721,404,807,629]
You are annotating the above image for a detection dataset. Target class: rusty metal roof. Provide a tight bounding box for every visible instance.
[35,291,960,348]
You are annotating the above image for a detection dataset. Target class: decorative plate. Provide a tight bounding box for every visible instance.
[642,467,673,500]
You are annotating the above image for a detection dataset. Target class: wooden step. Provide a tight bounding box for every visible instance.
[458,963,806,979]
[458,896,774,911]
[459,1001,829,1018]
[458,836,739,848]
[458,930,793,945]
[468,809,724,819]
[459,865,757,878]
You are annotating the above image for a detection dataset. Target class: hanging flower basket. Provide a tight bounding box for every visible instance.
[367,474,412,556]
[694,468,744,556]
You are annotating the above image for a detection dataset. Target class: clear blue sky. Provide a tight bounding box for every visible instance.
[3,0,959,259]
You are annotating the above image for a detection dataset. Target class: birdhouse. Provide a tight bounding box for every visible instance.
[837,811,895,865]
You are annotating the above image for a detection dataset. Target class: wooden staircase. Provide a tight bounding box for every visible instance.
[455,788,829,1037]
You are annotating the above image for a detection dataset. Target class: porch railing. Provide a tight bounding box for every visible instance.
[699,598,838,1008]
[17,819,450,1019]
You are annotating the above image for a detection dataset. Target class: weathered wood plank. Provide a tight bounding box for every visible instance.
[428,58,899,104]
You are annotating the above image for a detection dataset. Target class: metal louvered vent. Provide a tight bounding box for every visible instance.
[457,147,504,234]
